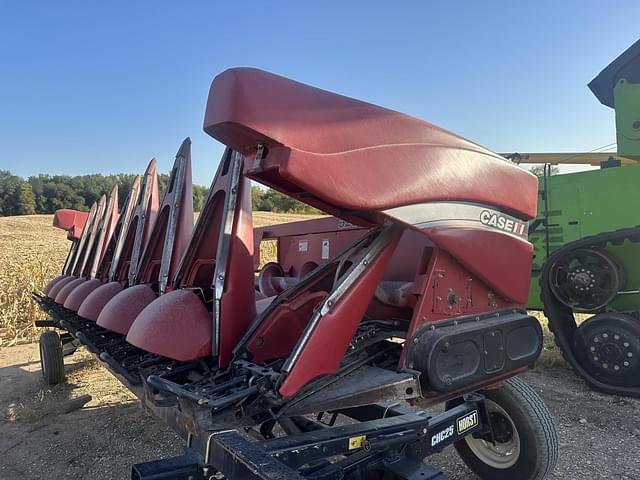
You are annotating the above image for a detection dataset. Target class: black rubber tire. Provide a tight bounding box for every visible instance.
[39,331,65,385]
[573,312,640,387]
[451,377,558,480]
[538,224,640,397]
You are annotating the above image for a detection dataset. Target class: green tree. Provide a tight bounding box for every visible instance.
[251,185,320,214]
[193,185,208,212]
[43,182,85,212]
[528,164,559,177]
[16,181,36,215]
[0,169,211,216]
[0,170,21,215]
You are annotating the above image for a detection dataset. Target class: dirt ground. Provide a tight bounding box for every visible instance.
[1,343,639,480]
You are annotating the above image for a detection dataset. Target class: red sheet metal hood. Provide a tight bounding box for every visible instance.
[47,275,76,299]
[203,68,537,220]
[43,275,67,295]
[54,277,87,304]
[63,278,103,312]
[77,281,123,321]
[96,284,157,335]
[126,289,212,361]
[53,209,89,241]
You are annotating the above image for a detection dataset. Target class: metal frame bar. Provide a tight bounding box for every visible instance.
[108,177,141,281]
[158,154,186,293]
[89,189,117,278]
[128,164,156,285]
[69,203,99,276]
[189,396,484,479]
[62,239,79,276]
[282,223,401,373]
[78,196,106,277]
[212,150,243,357]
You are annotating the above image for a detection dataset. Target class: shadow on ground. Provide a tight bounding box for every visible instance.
[0,345,181,480]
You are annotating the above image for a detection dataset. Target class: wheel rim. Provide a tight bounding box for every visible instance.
[576,313,640,387]
[549,248,620,311]
[464,399,521,469]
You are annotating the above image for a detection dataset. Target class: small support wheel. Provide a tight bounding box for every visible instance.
[39,331,65,385]
[574,312,640,387]
[447,377,558,480]
[548,248,622,312]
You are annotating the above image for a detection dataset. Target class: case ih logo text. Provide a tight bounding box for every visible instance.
[456,410,479,435]
[480,210,527,238]
[431,425,454,446]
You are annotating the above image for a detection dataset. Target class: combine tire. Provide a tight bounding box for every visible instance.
[450,377,558,480]
[573,312,640,387]
[39,331,65,385]
[540,225,640,397]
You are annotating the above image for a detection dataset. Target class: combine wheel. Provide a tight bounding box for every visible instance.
[548,248,621,312]
[449,377,558,480]
[39,331,65,385]
[574,313,640,387]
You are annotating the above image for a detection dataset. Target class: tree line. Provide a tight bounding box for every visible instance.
[0,170,318,216]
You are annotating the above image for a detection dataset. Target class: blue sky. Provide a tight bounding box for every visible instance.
[1,1,639,186]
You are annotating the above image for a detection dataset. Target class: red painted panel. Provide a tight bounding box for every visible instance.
[126,290,212,361]
[53,209,88,241]
[204,68,537,219]
[43,275,67,295]
[113,160,160,285]
[64,278,102,311]
[77,281,123,321]
[399,248,522,367]
[276,230,366,277]
[81,187,119,279]
[279,230,402,397]
[217,178,256,368]
[74,198,106,278]
[253,216,366,269]
[247,291,328,362]
[47,276,76,299]
[129,154,256,364]
[97,284,158,335]
[136,139,194,290]
[427,227,533,304]
[54,277,87,304]
[70,202,98,277]
[173,186,225,290]
[95,186,120,271]
[95,176,141,283]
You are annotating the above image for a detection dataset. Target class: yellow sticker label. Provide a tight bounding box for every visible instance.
[348,435,366,450]
[456,410,479,435]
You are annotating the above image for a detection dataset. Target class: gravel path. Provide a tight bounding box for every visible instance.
[1,344,639,479]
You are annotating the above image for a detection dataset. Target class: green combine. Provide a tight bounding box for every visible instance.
[520,39,640,397]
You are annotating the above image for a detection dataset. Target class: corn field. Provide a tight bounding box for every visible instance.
[0,215,69,346]
[0,212,319,347]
